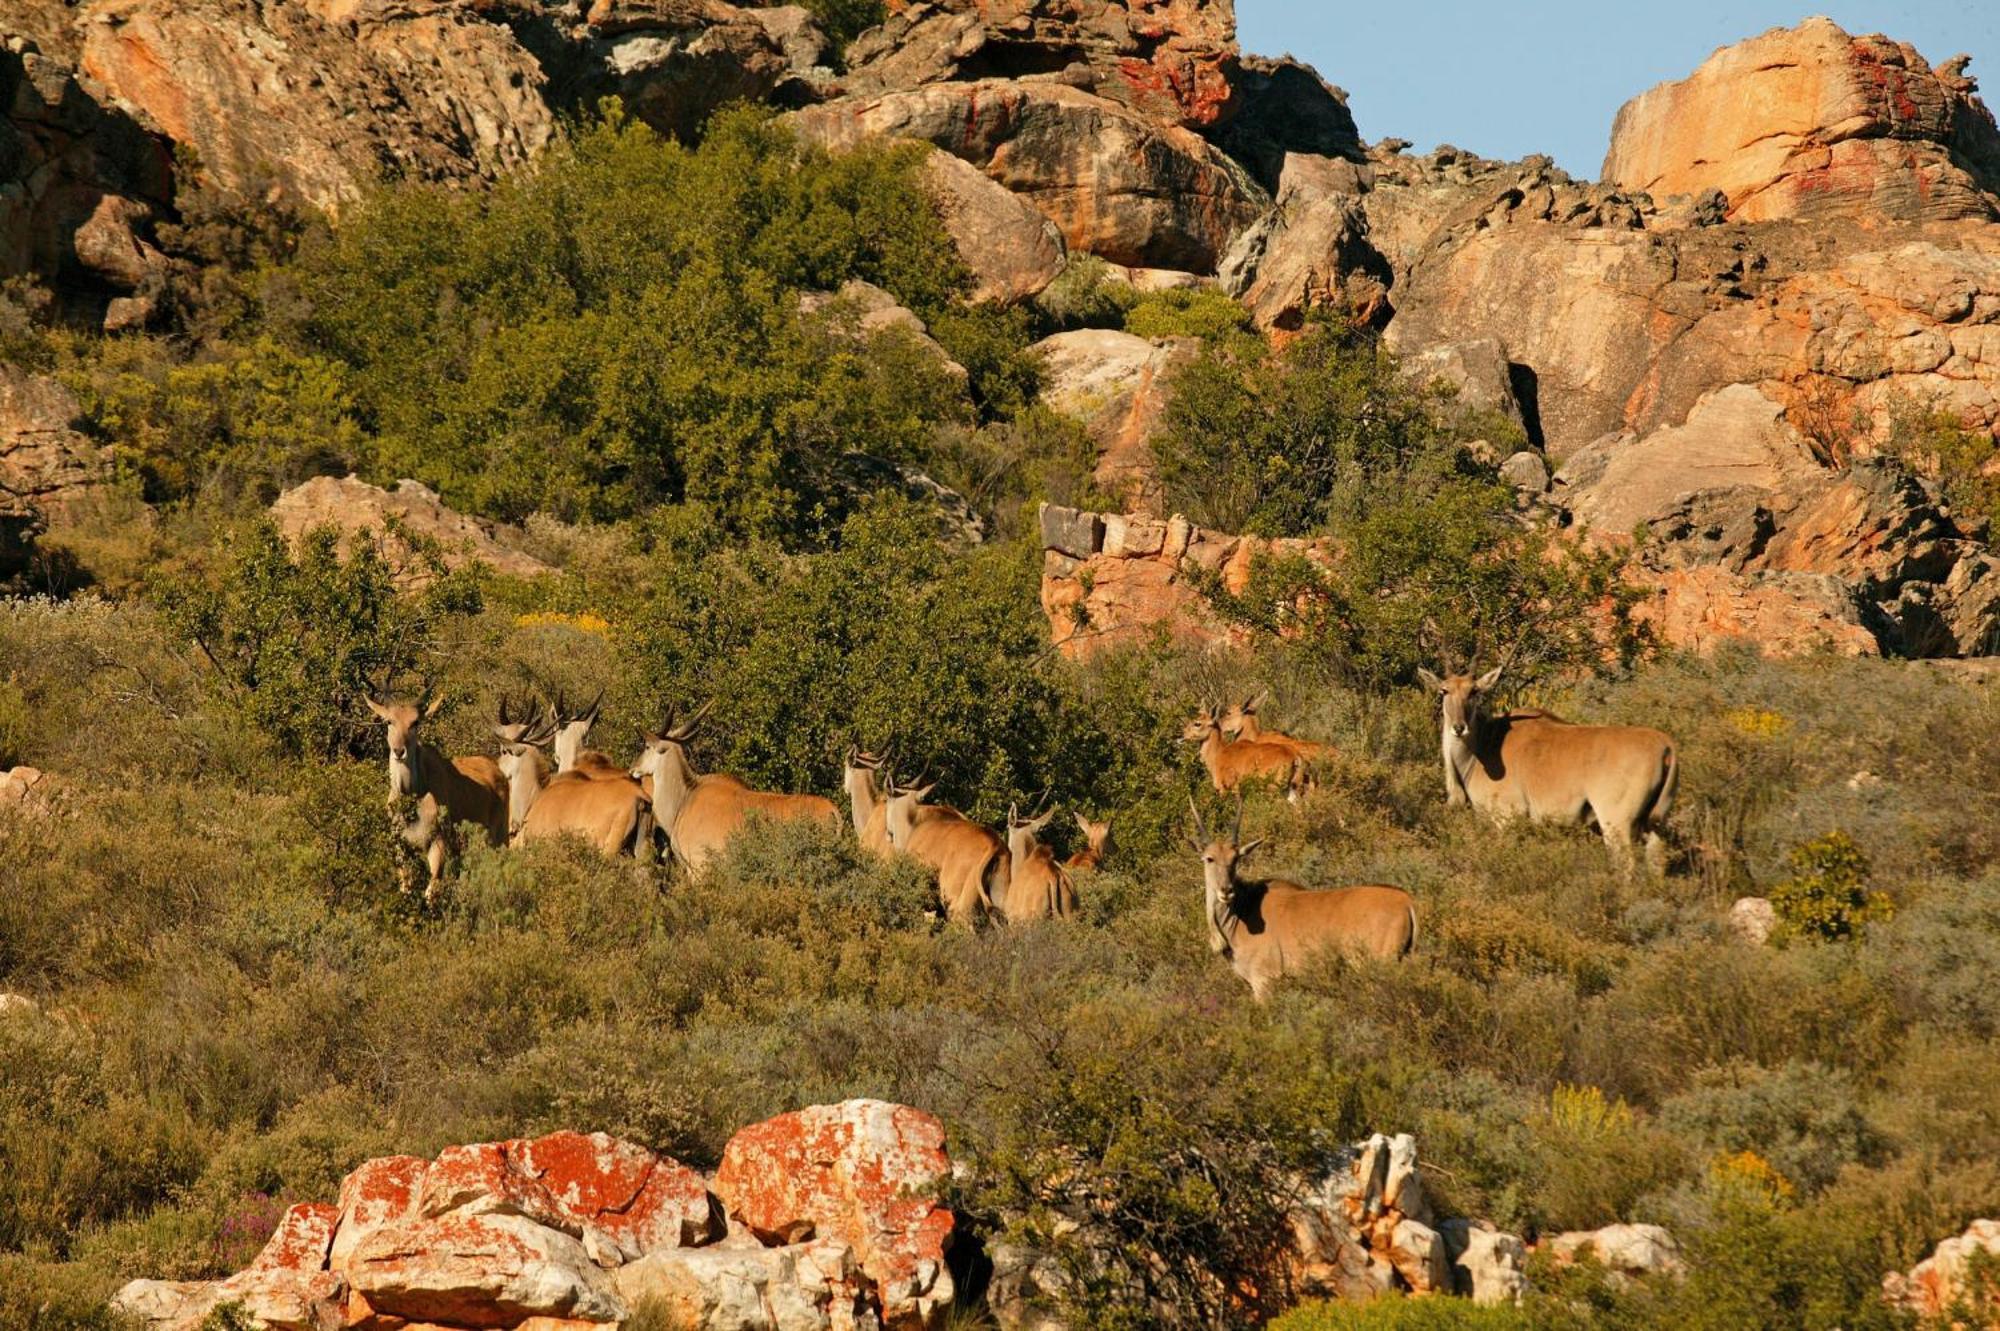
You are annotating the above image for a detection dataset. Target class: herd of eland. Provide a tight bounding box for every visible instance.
[365,650,1678,1000]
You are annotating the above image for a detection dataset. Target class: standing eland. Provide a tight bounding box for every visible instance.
[629,702,840,872]
[1189,797,1416,1001]
[881,778,1010,925]
[365,693,508,893]
[1415,658,1678,874]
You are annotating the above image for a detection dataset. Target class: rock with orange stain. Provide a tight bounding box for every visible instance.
[1628,566,1881,658]
[1883,1218,2000,1323]
[79,0,555,212]
[1602,17,2000,225]
[714,1100,956,1330]
[516,1129,719,1261]
[330,1154,430,1276]
[790,80,1265,272]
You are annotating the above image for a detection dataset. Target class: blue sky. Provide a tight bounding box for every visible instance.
[1238,2,2000,180]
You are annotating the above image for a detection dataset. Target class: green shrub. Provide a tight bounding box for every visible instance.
[1270,1298,1536,1331]
[0,1256,126,1331]
[261,106,1004,540]
[1032,255,1140,331]
[1122,287,1252,340]
[1771,832,1889,944]
[1880,398,2000,540]
[156,521,481,760]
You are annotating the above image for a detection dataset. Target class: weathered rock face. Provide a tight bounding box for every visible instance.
[115,1105,957,1331]
[1556,385,2000,657]
[1883,1217,2000,1323]
[79,0,558,213]
[840,0,1240,132]
[1286,1132,1458,1300]
[1038,501,1335,658]
[920,149,1067,303]
[1602,18,2000,224]
[1031,328,1197,507]
[269,475,553,586]
[714,1100,955,1330]
[0,41,173,326]
[0,365,105,575]
[791,80,1267,271]
[1221,155,1385,330]
[521,0,830,147]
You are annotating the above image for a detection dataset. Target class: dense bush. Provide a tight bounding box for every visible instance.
[1770,831,1890,944]
[157,521,481,760]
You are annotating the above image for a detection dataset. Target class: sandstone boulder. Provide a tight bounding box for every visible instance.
[535,0,830,148]
[1730,896,1778,944]
[112,1209,346,1331]
[1602,18,2000,224]
[1399,336,1526,432]
[838,0,1239,132]
[344,1211,622,1326]
[1223,171,1384,330]
[714,1100,955,1330]
[1547,1223,1684,1281]
[791,81,1266,272]
[79,0,556,213]
[269,476,552,586]
[1031,328,1198,506]
[799,279,968,381]
[1440,1219,1528,1305]
[1883,1218,2000,1322]
[0,365,105,575]
[611,1240,878,1331]
[919,150,1067,303]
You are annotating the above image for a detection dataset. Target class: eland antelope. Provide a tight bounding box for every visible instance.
[1064,813,1112,871]
[882,779,1010,925]
[365,693,509,890]
[1222,692,1333,764]
[1184,705,1310,802]
[1190,797,1415,1001]
[629,703,840,872]
[843,747,894,855]
[1416,659,1678,874]
[1004,803,1078,922]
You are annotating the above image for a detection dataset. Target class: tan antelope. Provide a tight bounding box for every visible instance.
[1189,797,1416,1001]
[1223,692,1333,764]
[629,702,840,872]
[546,689,626,778]
[499,693,652,857]
[1064,813,1112,871]
[881,779,1011,925]
[1183,705,1310,802]
[365,693,509,891]
[843,748,894,855]
[1003,804,1078,922]
[1415,658,1678,874]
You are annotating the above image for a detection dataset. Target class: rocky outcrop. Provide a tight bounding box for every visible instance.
[269,475,553,586]
[1032,328,1198,507]
[791,80,1267,272]
[0,366,105,575]
[1287,1133,1454,1299]
[0,39,173,327]
[1602,18,2000,224]
[1546,1224,1684,1282]
[839,0,1240,132]
[522,0,831,147]
[1557,385,2000,656]
[1883,1218,2000,1323]
[800,279,968,382]
[78,0,558,213]
[714,1100,956,1330]
[1038,501,1335,658]
[115,1103,958,1331]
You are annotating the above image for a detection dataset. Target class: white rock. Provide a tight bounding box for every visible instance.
[1548,1223,1683,1280]
[1729,896,1777,945]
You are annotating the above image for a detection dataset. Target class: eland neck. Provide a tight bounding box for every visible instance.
[845,766,878,837]
[646,741,702,832]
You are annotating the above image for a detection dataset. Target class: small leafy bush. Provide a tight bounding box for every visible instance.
[157,521,481,760]
[1122,287,1252,340]
[1270,1299,1536,1331]
[1771,832,1889,944]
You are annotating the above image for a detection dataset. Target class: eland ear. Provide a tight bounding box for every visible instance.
[1236,837,1265,860]
[365,697,395,721]
[1416,667,1445,693]
[422,693,447,719]
[1474,665,1504,692]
